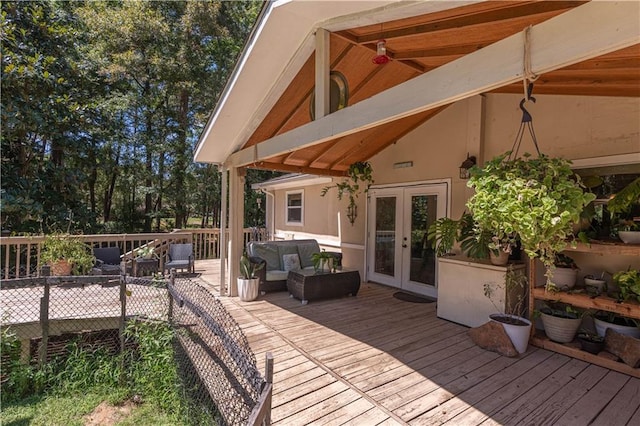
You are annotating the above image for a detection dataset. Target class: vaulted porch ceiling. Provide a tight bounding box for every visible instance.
[202,1,640,176]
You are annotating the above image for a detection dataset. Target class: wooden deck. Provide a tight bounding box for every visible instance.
[195,260,640,425]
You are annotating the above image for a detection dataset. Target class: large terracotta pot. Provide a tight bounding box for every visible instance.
[50,259,72,276]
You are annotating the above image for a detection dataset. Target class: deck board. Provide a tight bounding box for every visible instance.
[195,259,639,425]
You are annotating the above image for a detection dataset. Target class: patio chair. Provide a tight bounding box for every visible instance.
[163,243,194,275]
[93,247,122,275]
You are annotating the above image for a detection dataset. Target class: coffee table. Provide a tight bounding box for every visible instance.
[286,269,360,305]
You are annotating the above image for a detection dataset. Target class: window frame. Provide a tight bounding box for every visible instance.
[285,190,304,226]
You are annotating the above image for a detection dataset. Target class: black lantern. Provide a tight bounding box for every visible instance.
[459,154,476,179]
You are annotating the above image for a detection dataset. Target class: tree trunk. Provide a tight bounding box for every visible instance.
[173,89,189,229]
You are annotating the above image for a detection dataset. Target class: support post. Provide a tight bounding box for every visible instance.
[220,166,228,295]
[228,166,245,297]
[39,279,50,367]
[119,272,127,384]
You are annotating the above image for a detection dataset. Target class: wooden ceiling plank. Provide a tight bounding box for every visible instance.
[392,43,489,60]
[492,83,640,98]
[355,1,583,43]
[226,1,639,169]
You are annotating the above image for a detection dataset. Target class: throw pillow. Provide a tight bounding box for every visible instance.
[282,254,301,271]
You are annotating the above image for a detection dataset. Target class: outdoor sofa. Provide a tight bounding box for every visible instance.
[246,239,341,293]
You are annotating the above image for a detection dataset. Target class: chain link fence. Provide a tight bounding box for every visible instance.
[0,272,271,425]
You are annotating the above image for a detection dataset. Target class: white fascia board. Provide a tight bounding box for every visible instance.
[194,0,476,164]
[251,173,333,191]
[225,0,640,168]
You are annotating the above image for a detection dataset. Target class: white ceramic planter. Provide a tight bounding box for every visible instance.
[238,278,260,301]
[550,267,578,290]
[490,314,532,354]
[540,312,582,343]
[618,231,640,244]
[594,317,640,338]
[584,277,606,295]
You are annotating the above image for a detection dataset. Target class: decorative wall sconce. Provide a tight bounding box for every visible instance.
[459,153,476,179]
[346,203,358,225]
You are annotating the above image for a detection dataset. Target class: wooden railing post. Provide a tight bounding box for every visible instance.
[119,271,127,384]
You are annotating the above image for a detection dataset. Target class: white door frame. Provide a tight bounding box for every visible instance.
[366,179,451,297]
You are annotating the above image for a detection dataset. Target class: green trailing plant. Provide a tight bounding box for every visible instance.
[41,234,95,275]
[321,161,374,225]
[606,177,640,215]
[239,251,263,279]
[467,152,595,288]
[612,268,640,302]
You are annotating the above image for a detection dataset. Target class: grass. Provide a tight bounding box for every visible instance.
[1,320,216,425]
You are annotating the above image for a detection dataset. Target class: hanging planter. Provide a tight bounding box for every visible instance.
[321,162,374,226]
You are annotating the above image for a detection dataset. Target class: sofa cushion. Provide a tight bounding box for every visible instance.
[266,270,289,282]
[277,244,299,264]
[297,241,320,268]
[282,253,301,271]
[252,243,280,271]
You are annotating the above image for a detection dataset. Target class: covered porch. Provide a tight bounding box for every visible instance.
[195,259,640,425]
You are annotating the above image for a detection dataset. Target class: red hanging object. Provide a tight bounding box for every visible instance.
[372,39,390,65]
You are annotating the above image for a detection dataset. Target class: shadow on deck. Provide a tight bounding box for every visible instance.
[194,259,640,425]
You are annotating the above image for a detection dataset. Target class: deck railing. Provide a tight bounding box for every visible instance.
[0,227,268,279]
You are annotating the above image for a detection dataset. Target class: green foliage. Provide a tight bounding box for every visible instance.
[239,251,263,279]
[311,249,334,270]
[613,268,640,303]
[483,265,528,318]
[41,234,95,274]
[467,152,595,275]
[427,213,491,259]
[321,161,374,225]
[607,177,640,215]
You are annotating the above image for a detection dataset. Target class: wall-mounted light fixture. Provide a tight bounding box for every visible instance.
[346,203,357,225]
[459,153,476,179]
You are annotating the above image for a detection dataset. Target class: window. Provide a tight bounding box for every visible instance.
[286,190,304,226]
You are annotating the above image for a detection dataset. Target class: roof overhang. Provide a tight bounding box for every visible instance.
[194,0,480,164]
[195,0,640,173]
[251,173,333,191]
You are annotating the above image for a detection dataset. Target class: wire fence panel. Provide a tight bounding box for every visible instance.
[169,277,265,426]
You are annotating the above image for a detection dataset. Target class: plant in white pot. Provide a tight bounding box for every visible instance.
[550,253,579,291]
[484,265,531,354]
[238,252,264,302]
[312,250,335,273]
[539,302,584,343]
[467,152,595,291]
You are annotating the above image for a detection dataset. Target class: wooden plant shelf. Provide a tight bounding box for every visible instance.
[531,332,640,378]
[531,288,640,320]
[563,241,640,256]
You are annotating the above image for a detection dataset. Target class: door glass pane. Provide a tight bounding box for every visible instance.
[409,195,437,285]
[375,197,396,276]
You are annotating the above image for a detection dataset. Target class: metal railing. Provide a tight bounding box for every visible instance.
[0,272,272,425]
[1,227,268,279]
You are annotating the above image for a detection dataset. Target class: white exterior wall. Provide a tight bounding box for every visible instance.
[265,94,640,280]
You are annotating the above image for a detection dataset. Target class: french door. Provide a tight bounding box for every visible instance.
[367,183,448,298]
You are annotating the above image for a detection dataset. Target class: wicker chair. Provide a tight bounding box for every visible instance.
[163,243,195,275]
[93,247,122,275]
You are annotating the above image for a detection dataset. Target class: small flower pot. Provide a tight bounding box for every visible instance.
[490,251,509,266]
[237,278,260,302]
[594,316,640,338]
[584,277,606,295]
[577,334,604,354]
[550,267,578,290]
[540,311,582,343]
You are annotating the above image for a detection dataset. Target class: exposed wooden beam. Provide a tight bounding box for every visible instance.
[355,1,584,44]
[391,43,488,60]
[247,161,348,177]
[315,28,330,120]
[225,1,640,168]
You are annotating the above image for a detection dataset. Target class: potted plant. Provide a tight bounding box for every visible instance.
[549,253,579,291]
[134,246,157,260]
[311,250,334,273]
[576,330,605,354]
[584,272,607,296]
[321,161,373,225]
[607,177,640,243]
[593,311,640,338]
[484,265,531,354]
[41,234,95,276]
[612,268,640,302]
[487,232,518,266]
[427,212,491,259]
[539,302,583,343]
[467,152,595,291]
[238,252,264,302]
